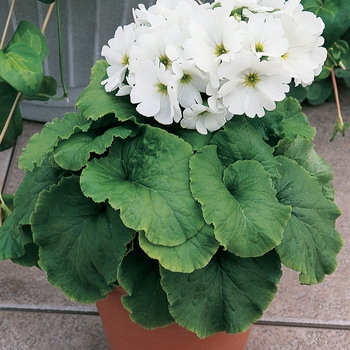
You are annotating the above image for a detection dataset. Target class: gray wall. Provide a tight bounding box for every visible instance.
[1,0,210,121]
[1,0,156,120]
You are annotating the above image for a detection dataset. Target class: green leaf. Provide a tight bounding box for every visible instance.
[176,128,213,151]
[0,160,68,261]
[301,0,350,47]
[287,81,308,103]
[0,82,23,152]
[76,60,143,123]
[6,20,48,61]
[19,112,92,171]
[305,78,333,105]
[0,213,31,260]
[190,145,291,257]
[23,76,57,101]
[263,97,316,141]
[138,223,219,273]
[160,249,282,338]
[275,156,343,284]
[211,116,281,180]
[53,124,138,171]
[276,136,335,200]
[0,42,43,96]
[81,125,204,247]
[117,243,174,329]
[31,176,135,303]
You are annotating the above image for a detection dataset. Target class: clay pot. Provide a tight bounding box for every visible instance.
[96,287,251,350]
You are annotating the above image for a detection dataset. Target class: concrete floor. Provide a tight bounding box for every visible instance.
[1,93,350,349]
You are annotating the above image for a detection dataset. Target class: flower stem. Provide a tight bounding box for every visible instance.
[55,0,69,102]
[330,67,348,141]
[196,0,203,4]
[0,0,16,50]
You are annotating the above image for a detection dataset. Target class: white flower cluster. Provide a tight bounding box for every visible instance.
[101,0,327,134]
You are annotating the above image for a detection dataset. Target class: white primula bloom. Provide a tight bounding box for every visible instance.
[172,61,208,108]
[165,23,191,63]
[240,13,288,58]
[181,97,229,134]
[130,59,181,124]
[183,12,243,73]
[130,26,171,69]
[273,12,326,86]
[101,24,135,93]
[218,53,291,117]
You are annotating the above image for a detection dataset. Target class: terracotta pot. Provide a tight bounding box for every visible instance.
[96,287,252,350]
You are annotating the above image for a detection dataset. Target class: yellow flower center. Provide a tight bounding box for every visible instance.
[244,72,260,88]
[255,42,265,53]
[215,43,228,57]
[159,54,171,69]
[121,54,129,66]
[157,83,168,95]
[180,73,193,85]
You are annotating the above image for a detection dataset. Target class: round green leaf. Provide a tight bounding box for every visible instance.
[275,156,343,284]
[32,176,135,303]
[190,145,291,257]
[160,249,282,338]
[138,223,219,273]
[276,136,335,200]
[53,125,137,171]
[211,116,280,180]
[81,125,204,247]
[76,60,144,123]
[19,112,92,171]
[117,243,174,329]
[0,42,43,96]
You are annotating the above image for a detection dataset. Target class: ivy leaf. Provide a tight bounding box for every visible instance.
[301,0,350,47]
[276,136,335,200]
[190,145,291,258]
[0,82,23,152]
[211,116,280,180]
[19,112,92,171]
[160,249,282,338]
[138,224,219,273]
[81,125,204,247]
[6,20,48,61]
[31,176,135,303]
[0,42,43,96]
[117,243,174,329]
[53,124,138,171]
[275,156,343,284]
[76,60,144,123]
[23,75,57,101]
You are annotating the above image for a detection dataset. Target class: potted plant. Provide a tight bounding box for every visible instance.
[0,0,344,349]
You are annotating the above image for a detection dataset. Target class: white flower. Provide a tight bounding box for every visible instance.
[240,13,288,59]
[181,97,229,134]
[130,26,171,69]
[183,12,243,73]
[218,53,290,117]
[101,24,135,93]
[172,61,208,108]
[130,59,181,125]
[272,11,326,86]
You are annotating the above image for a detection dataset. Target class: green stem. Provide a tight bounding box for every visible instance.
[55,0,69,102]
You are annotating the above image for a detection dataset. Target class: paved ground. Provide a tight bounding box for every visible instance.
[1,91,349,349]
